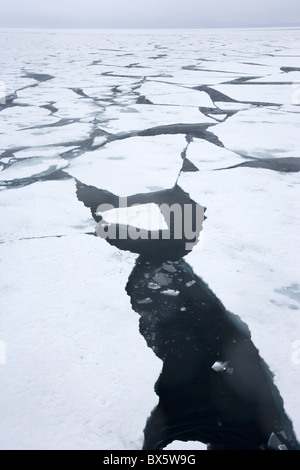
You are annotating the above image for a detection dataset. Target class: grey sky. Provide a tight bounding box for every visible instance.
[1,0,300,28]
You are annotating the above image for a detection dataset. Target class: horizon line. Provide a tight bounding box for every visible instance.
[1,24,300,30]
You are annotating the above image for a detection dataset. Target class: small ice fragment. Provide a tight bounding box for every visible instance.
[153,272,171,286]
[212,361,229,372]
[162,263,176,273]
[267,432,286,450]
[137,298,153,305]
[186,280,196,287]
[161,289,180,297]
[92,136,106,147]
[226,367,234,375]
[180,307,187,312]
[148,282,160,290]
[279,430,288,440]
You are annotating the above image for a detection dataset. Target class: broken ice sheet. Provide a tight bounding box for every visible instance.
[99,104,214,134]
[211,84,294,105]
[151,70,243,86]
[250,71,300,83]
[14,85,77,107]
[13,146,79,160]
[186,139,243,171]
[0,180,95,242]
[0,106,58,133]
[0,158,68,182]
[0,122,93,150]
[137,81,215,107]
[212,107,300,159]
[0,234,159,449]
[66,135,185,196]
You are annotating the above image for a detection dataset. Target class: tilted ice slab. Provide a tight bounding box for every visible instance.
[212,107,300,159]
[211,84,295,105]
[0,180,95,242]
[137,81,214,107]
[0,157,68,182]
[178,167,300,440]
[100,104,214,134]
[185,139,243,171]
[66,135,186,195]
[0,235,160,449]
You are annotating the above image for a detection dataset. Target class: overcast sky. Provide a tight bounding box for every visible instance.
[1,0,300,28]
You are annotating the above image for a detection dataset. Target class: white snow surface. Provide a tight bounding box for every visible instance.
[66,135,186,195]
[99,204,169,232]
[0,27,299,450]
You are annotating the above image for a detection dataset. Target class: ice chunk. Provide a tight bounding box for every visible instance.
[92,136,107,147]
[162,263,177,273]
[161,289,180,297]
[267,432,287,450]
[148,282,160,290]
[137,298,153,305]
[153,273,171,286]
[279,430,288,440]
[211,361,229,372]
[186,280,196,287]
[278,444,288,450]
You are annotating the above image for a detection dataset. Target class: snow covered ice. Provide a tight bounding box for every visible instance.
[0,27,300,450]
